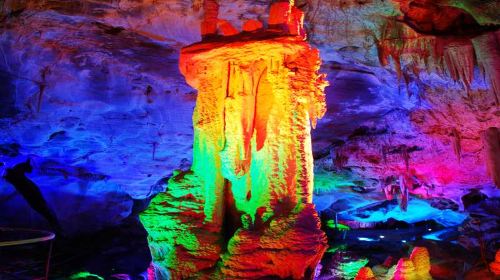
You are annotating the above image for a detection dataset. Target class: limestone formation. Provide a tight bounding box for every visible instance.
[355,266,377,280]
[201,0,219,38]
[268,1,306,39]
[409,247,432,279]
[141,1,328,278]
[392,258,417,280]
[242,19,263,32]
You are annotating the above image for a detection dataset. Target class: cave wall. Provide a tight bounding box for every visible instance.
[0,0,499,234]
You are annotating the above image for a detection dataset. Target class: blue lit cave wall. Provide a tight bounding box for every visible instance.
[0,10,198,234]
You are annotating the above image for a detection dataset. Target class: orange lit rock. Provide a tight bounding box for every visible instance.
[201,0,219,38]
[472,30,500,106]
[176,32,327,279]
[268,1,306,39]
[490,249,500,276]
[143,2,327,278]
[217,19,239,36]
[355,266,377,280]
[242,19,263,32]
[180,35,327,227]
[220,204,327,279]
[410,247,432,279]
[392,258,417,280]
[268,2,291,26]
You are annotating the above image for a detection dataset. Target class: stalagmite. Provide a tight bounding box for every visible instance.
[392,258,417,280]
[140,1,328,278]
[472,31,500,105]
[409,247,432,280]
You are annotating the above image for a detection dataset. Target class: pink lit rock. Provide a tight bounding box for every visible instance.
[392,258,417,280]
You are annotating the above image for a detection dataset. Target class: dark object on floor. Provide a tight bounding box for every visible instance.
[3,159,63,234]
[461,189,488,210]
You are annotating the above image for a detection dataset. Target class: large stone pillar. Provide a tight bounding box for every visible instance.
[180,36,327,227]
[141,2,328,279]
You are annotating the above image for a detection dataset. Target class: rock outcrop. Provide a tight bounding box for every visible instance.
[353,246,433,280]
[409,247,432,280]
[355,267,377,280]
[392,258,417,280]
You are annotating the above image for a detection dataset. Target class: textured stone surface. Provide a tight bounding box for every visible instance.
[179,35,327,225]
[0,0,500,277]
[140,171,222,279]
[409,247,432,279]
[141,4,328,278]
[355,267,377,280]
[220,204,326,279]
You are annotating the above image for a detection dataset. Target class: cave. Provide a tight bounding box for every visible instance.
[0,1,499,280]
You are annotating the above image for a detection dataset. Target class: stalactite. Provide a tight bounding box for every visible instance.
[37,66,50,113]
[334,148,348,170]
[398,174,409,211]
[443,40,475,91]
[472,31,500,106]
[377,19,405,79]
[375,18,499,99]
[151,141,158,160]
[217,19,238,36]
[451,128,462,163]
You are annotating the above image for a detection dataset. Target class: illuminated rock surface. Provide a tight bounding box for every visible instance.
[392,258,417,280]
[490,249,500,276]
[409,247,431,279]
[0,0,499,279]
[355,267,376,280]
[141,3,328,278]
